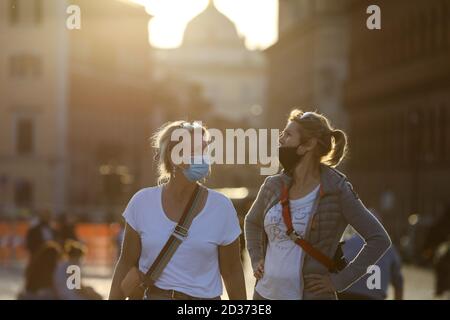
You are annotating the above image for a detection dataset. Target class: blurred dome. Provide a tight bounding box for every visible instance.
[182,1,244,48]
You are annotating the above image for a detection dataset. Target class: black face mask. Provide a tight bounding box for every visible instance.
[278,146,304,173]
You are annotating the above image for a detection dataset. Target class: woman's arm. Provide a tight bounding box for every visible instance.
[330,180,392,292]
[219,239,247,300]
[109,223,141,300]
[244,176,271,272]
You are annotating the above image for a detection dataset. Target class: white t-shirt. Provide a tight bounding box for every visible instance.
[123,186,241,298]
[256,185,320,300]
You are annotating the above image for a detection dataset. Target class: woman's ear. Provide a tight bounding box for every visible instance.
[302,138,318,153]
[296,144,307,155]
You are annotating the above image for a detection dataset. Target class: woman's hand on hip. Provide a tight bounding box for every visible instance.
[253,259,265,280]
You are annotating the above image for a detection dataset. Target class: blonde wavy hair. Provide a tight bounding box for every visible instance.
[288,109,348,167]
[151,121,209,185]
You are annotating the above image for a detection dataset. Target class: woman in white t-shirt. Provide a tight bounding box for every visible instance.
[109,121,246,300]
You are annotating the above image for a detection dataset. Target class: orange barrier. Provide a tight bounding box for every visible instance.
[0,222,121,266]
[76,223,121,265]
[0,222,29,264]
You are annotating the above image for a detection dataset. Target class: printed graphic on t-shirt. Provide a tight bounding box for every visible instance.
[265,200,313,251]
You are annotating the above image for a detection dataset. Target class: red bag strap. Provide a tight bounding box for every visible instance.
[280,184,336,271]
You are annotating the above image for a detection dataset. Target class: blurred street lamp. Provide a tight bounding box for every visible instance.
[99,165,113,175]
[250,104,263,116]
[115,165,129,176]
[214,187,249,200]
[408,214,419,226]
[120,174,134,185]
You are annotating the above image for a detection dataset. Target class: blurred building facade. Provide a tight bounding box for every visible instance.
[154,2,267,126]
[67,0,155,220]
[265,0,350,129]
[0,0,156,220]
[266,0,450,246]
[0,0,69,217]
[344,0,450,243]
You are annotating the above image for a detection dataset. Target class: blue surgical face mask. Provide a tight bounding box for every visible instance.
[182,155,210,182]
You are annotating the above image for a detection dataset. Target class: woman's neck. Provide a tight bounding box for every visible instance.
[292,158,321,190]
[165,171,197,199]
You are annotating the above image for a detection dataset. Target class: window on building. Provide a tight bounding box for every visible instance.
[440,104,448,162]
[8,0,43,26]
[9,0,19,25]
[9,54,42,78]
[14,181,33,208]
[30,55,42,76]
[92,41,117,74]
[16,118,34,155]
[240,85,250,102]
[9,56,19,76]
[35,0,42,25]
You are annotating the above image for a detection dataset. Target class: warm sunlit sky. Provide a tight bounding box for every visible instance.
[128,0,279,50]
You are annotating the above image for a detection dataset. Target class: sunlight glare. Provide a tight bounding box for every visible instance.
[128,0,278,50]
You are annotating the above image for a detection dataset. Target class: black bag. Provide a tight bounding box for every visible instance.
[331,241,348,273]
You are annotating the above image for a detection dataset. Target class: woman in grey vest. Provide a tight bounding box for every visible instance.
[245,109,391,300]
